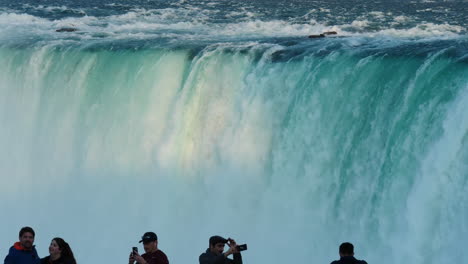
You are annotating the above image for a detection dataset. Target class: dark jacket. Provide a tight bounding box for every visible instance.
[199,249,242,264]
[4,242,41,264]
[140,250,169,264]
[331,256,367,264]
[40,256,76,264]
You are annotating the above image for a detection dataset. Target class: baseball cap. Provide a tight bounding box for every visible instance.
[139,232,158,243]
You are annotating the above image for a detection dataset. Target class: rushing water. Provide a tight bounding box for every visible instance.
[0,0,467,263]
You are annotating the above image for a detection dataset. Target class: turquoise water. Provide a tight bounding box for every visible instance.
[0,1,467,264]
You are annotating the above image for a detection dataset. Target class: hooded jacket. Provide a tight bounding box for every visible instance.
[199,249,242,264]
[330,256,368,264]
[4,242,41,264]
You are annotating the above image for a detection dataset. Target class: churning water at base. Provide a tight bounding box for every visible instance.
[0,1,467,264]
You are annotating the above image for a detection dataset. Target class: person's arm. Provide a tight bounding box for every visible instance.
[129,252,136,264]
[133,255,148,264]
[224,238,241,264]
[33,250,40,264]
[132,253,148,264]
[222,239,242,264]
[232,253,242,264]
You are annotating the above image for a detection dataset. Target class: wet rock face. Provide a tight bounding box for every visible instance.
[308,31,338,38]
[56,28,78,32]
[308,34,325,38]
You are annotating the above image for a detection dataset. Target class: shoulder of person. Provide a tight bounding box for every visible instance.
[61,256,76,264]
[330,260,340,264]
[156,250,169,262]
[160,250,169,263]
[358,260,367,264]
[199,251,213,261]
[8,246,25,257]
[8,246,18,254]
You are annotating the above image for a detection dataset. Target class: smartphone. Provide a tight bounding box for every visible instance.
[132,247,138,255]
[236,244,247,251]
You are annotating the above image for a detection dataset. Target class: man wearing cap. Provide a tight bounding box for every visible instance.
[4,226,41,264]
[199,236,242,264]
[129,232,169,264]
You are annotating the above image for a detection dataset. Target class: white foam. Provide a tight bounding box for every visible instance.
[369,23,464,38]
[0,12,48,24]
[369,11,384,16]
[226,10,257,19]
[22,4,86,15]
[350,19,370,28]
[219,20,328,37]
[394,15,411,23]
[0,7,465,46]
[417,8,434,13]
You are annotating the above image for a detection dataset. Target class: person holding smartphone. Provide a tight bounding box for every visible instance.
[199,236,243,264]
[128,232,169,264]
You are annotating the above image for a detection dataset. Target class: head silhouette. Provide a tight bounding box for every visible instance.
[339,242,354,257]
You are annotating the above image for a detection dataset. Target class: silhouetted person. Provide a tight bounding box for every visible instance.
[330,242,367,264]
[4,226,41,264]
[199,236,242,264]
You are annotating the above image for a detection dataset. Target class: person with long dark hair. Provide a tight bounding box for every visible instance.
[41,238,76,264]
